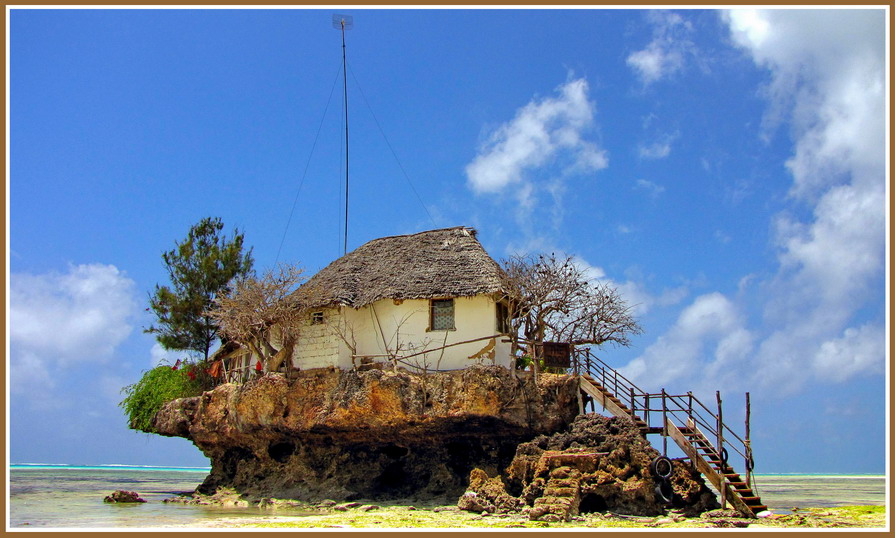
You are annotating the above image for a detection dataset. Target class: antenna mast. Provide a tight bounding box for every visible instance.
[333,14,353,255]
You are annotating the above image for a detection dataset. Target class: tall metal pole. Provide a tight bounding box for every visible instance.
[340,19,350,256]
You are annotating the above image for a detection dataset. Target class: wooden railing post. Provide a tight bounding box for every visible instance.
[645,394,650,428]
[717,390,726,509]
[661,388,668,456]
[629,387,636,418]
[688,391,693,422]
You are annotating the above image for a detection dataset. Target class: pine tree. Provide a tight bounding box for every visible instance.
[146,217,254,361]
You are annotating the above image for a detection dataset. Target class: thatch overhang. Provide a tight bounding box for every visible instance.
[297,226,514,309]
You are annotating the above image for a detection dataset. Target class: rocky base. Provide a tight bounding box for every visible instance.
[458,414,719,521]
[103,490,146,503]
[150,365,581,502]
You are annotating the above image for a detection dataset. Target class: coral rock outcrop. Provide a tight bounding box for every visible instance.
[460,414,719,520]
[150,365,580,501]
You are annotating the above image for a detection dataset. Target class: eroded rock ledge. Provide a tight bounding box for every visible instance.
[151,365,580,501]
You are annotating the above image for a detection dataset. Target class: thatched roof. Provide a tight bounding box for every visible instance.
[300,226,510,308]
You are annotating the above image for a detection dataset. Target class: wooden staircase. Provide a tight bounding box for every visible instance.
[666,419,767,516]
[572,349,764,518]
[579,374,650,431]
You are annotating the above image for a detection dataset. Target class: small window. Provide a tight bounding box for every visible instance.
[310,311,324,325]
[496,301,511,334]
[430,299,455,331]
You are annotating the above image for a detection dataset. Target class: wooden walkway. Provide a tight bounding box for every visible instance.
[574,351,766,517]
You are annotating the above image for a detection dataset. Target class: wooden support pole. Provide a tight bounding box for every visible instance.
[577,377,584,415]
[745,392,752,490]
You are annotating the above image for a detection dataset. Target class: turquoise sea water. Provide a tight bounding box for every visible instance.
[7,465,887,528]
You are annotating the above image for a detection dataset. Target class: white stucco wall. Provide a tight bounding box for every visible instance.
[288,295,512,372]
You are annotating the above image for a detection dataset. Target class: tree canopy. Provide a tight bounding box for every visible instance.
[500,253,642,356]
[145,217,254,361]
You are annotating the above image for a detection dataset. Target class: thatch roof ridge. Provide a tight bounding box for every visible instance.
[300,226,510,308]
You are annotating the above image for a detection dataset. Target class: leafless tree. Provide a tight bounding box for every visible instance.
[208,263,312,372]
[500,253,642,358]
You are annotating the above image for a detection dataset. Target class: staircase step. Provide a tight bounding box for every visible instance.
[748,505,768,513]
[738,496,762,503]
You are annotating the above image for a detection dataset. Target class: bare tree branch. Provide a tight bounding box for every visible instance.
[207,263,312,372]
[499,253,642,359]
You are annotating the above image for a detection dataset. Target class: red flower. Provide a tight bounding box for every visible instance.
[187,370,196,380]
[255,361,262,371]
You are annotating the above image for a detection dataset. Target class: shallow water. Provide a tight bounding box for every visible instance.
[8,466,313,528]
[7,466,887,528]
[752,474,886,512]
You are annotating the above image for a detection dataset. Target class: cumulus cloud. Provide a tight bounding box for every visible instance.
[627,11,695,85]
[728,9,886,388]
[10,264,137,395]
[622,293,753,392]
[466,77,607,197]
[623,9,885,397]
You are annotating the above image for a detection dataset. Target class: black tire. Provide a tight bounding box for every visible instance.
[651,456,673,479]
[720,447,729,466]
[655,478,673,504]
[745,456,755,472]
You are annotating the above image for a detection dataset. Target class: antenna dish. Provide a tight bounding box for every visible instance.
[332,14,353,30]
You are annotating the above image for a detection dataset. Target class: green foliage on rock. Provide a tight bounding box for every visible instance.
[119,363,205,432]
[146,217,254,360]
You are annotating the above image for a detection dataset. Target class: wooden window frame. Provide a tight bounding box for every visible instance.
[496,301,511,335]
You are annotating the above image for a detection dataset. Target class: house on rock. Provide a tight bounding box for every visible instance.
[221,226,516,379]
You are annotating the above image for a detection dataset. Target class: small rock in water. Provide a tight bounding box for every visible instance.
[103,490,146,503]
[360,504,380,512]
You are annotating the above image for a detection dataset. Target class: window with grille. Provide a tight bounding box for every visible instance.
[310,311,324,325]
[430,299,455,331]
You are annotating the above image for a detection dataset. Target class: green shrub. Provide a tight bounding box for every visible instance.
[119,363,206,432]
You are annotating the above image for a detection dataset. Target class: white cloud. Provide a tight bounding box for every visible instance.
[624,10,886,397]
[574,257,685,319]
[813,324,886,383]
[10,264,137,397]
[726,9,885,200]
[638,131,679,160]
[624,9,886,396]
[638,140,671,159]
[627,11,695,85]
[466,77,607,197]
[729,9,885,389]
[635,179,666,199]
[622,293,753,392]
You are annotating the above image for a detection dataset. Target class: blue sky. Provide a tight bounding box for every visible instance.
[8,8,887,474]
